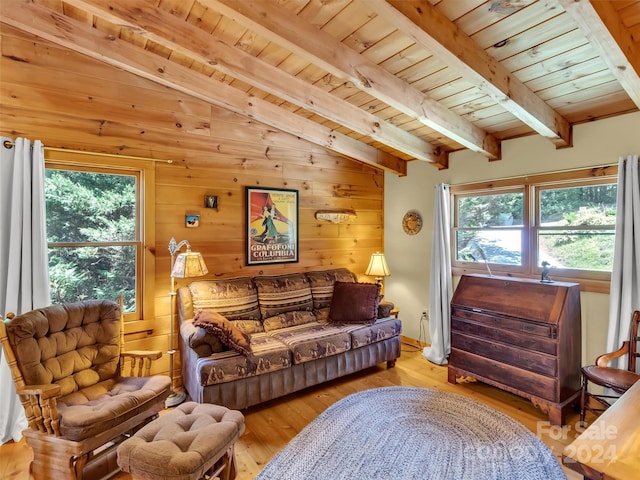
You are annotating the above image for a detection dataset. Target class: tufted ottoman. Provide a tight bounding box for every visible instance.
[116,402,245,480]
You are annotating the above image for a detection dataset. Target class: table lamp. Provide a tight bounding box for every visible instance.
[365,252,390,284]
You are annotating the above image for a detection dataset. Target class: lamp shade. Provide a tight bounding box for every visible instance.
[365,252,390,278]
[171,248,208,278]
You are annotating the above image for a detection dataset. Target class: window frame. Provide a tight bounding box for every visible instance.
[45,151,156,323]
[451,166,618,293]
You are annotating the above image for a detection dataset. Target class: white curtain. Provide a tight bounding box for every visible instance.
[423,183,453,365]
[0,136,51,443]
[607,154,640,370]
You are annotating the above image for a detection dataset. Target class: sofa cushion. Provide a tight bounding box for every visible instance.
[58,375,171,441]
[188,277,261,321]
[231,319,265,334]
[336,317,402,348]
[181,319,228,357]
[197,333,292,386]
[193,310,252,356]
[267,322,351,365]
[254,273,313,318]
[306,268,357,310]
[263,311,317,332]
[329,282,381,325]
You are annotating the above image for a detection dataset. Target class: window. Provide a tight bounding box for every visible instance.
[451,166,618,288]
[455,189,525,269]
[45,155,153,320]
[536,183,617,273]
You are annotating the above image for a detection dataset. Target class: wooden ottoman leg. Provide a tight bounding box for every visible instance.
[221,445,237,480]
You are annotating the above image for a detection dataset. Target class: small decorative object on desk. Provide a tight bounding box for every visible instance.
[541,261,553,283]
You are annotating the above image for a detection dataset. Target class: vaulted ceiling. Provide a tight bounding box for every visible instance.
[2,0,639,176]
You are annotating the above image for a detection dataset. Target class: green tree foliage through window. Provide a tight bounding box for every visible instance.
[45,168,138,312]
[538,184,617,272]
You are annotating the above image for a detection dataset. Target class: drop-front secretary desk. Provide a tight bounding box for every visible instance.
[448,274,581,426]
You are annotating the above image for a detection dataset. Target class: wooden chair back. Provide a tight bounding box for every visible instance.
[629,310,640,372]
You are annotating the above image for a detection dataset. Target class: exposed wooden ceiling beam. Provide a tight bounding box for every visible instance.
[62,0,447,167]
[372,0,572,149]
[559,0,640,109]
[206,0,502,161]
[0,0,407,175]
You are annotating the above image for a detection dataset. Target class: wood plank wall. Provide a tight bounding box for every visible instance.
[0,27,385,385]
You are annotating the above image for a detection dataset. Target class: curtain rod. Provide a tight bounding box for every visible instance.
[2,140,173,164]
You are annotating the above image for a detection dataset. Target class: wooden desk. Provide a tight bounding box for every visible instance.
[562,380,640,479]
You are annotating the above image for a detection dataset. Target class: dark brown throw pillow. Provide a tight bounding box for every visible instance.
[193,310,252,356]
[329,281,381,324]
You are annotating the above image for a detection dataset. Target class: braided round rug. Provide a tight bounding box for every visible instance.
[256,386,565,480]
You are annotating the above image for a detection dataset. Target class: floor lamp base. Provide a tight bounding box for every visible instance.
[165,390,187,408]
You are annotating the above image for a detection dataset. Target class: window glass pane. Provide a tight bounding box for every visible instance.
[45,168,138,313]
[538,230,615,271]
[539,184,617,226]
[456,229,522,266]
[45,170,136,243]
[48,245,137,310]
[458,192,523,228]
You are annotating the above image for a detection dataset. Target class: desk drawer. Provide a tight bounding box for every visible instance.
[452,307,555,338]
[450,348,557,401]
[452,331,557,377]
[451,317,557,355]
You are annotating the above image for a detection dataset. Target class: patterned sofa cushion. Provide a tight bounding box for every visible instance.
[336,317,402,349]
[197,333,292,386]
[267,322,351,365]
[188,277,262,322]
[253,273,313,318]
[263,310,317,332]
[306,268,357,310]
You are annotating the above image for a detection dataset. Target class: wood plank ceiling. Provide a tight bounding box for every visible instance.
[1,0,639,176]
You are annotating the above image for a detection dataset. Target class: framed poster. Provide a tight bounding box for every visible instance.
[246,187,299,265]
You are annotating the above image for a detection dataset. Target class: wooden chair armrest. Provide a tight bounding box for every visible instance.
[17,383,62,399]
[596,341,629,367]
[122,350,163,361]
[16,384,61,436]
[121,350,163,377]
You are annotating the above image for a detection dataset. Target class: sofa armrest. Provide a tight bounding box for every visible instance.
[121,351,163,377]
[180,318,227,357]
[378,301,395,319]
[16,383,62,436]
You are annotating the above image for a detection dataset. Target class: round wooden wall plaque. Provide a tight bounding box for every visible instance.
[402,210,423,235]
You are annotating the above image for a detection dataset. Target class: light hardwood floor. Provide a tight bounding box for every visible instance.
[1,343,583,479]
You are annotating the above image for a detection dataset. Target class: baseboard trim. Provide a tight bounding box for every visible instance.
[400,335,428,348]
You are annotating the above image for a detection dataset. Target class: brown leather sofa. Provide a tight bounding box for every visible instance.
[178,268,402,409]
[0,299,171,480]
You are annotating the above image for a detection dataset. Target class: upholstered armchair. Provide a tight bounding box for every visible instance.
[0,299,171,480]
